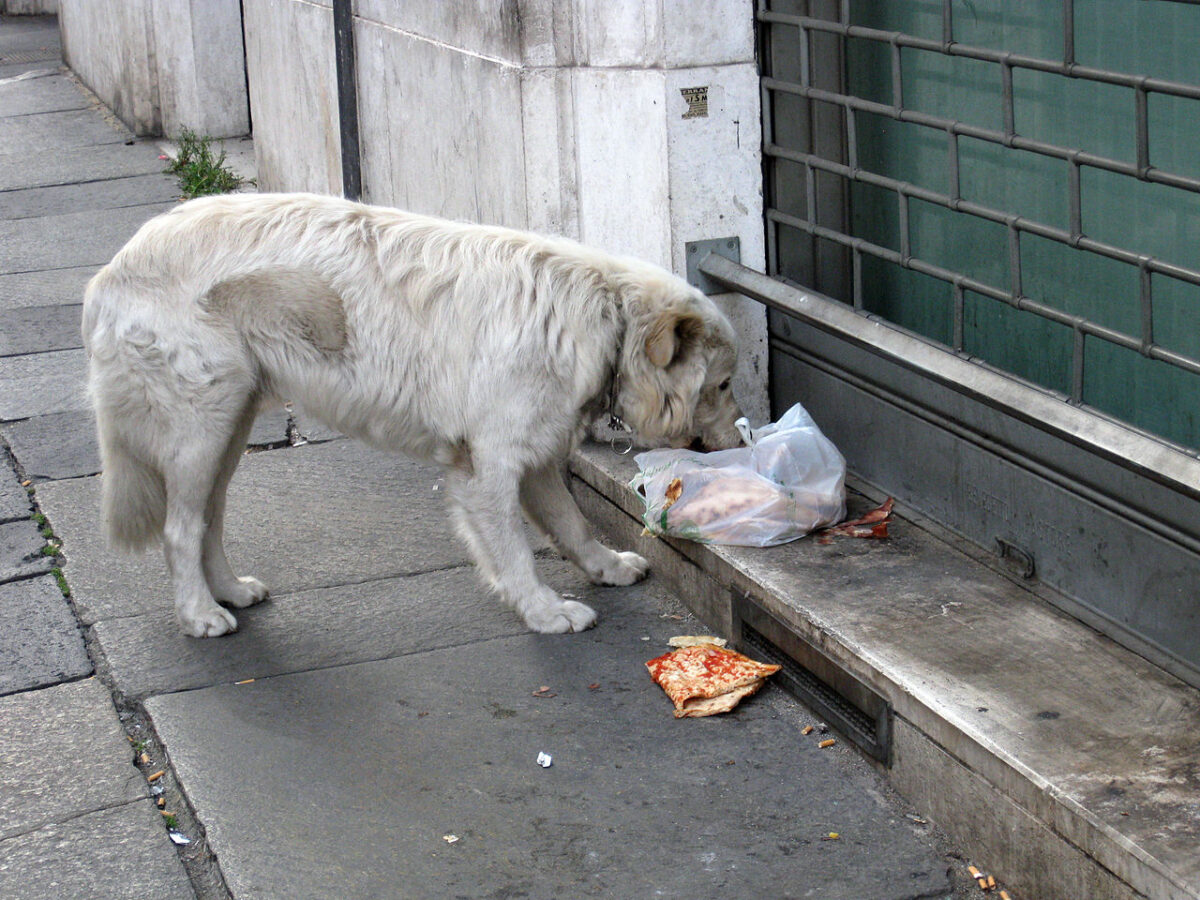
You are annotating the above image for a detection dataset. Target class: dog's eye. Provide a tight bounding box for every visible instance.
[718,379,731,391]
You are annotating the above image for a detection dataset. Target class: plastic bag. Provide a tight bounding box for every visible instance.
[630,403,846,547]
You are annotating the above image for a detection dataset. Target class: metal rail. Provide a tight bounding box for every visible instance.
[696,250,1200,502]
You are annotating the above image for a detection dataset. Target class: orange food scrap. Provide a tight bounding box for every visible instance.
[664,477,683,507]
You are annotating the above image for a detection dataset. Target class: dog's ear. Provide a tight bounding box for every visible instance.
[644,311,705,368]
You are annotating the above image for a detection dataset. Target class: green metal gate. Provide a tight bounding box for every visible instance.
[738,0,1200,686]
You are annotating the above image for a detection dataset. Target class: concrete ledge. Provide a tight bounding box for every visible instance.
[569,442,1200,900]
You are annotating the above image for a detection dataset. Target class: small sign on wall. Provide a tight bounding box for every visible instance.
[680,86,709,119]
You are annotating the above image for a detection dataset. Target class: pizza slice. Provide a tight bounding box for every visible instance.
[646,644,781,718]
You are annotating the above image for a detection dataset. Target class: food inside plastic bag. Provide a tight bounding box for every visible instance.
[631,403,846,547]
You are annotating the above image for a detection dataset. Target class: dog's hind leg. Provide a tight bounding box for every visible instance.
[446,462,598,634]
[201,399,269,610]
[162,444,240,638]
[519,463,649,587]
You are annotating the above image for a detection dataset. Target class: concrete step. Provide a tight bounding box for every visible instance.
[570,442,1200,900]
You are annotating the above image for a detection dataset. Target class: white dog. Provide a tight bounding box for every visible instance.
[83,193,742,638]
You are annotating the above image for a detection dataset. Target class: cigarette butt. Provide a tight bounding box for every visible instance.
[999,892,1011,900]
[818,739,836,749]
[802,725,814,735]
[986,875,996,889]
[235,678,255,685]
[147,770,165,783]
[156,797,165,808]
[160,809,174,817]
[968,866,982,878]
[139,752,150,765]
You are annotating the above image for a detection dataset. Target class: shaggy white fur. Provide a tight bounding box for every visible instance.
[83,193,742,637]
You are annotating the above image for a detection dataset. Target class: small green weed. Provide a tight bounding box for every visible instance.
[35,510,61,559]
[51,567,70,598]
[165,128,245,199]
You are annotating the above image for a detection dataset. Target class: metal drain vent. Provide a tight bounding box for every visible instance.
[734,593,892,765]
[1,49,60,64]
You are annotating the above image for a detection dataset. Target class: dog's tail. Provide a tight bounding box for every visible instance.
[85,270,168,552]
[96,417,166,551]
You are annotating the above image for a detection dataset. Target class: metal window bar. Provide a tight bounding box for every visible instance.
[759,0,1200,418]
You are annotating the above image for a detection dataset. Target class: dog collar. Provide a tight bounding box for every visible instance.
[607,368,633,455]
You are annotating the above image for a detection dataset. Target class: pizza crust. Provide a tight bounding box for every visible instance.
[674,680,766,718]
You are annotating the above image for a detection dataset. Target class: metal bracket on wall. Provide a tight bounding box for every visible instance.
[685,237,741,295]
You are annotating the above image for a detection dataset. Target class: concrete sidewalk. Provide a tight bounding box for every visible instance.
[0,15,972,899]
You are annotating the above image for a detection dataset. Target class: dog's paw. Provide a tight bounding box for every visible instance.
[214,576,270,609]
[593,550,650,587]
[524,598,598,634]
[178,602,239,638]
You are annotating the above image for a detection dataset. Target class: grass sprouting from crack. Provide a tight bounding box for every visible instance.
[32,511,69,595]
[165,128,246,199]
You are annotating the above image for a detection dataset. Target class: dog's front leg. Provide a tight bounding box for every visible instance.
[445,464,598,633]
[519,463,649,587]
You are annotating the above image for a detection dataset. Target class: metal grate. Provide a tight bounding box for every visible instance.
[734,592,892,765]
[759,0,1200,450]
[0,49,60,65]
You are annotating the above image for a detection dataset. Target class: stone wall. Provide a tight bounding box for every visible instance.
[58,0,248,139]
[243,0,769,420]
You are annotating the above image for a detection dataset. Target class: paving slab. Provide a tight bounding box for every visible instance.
[0,801,194,900]
[2,409,98,480]
[3,172,179,220]
[0,466,30,523]
[0,70,89,117]
[0,106,130,156]
[0,15,59,57]
[0,136,166,193]
[38,440,474,624]
[0,61,53,80]
[0,517,53,583]
[0,266,95,310]
[0,202,171,272]
[1,405,286,484]
[0,347,87,420]
[248,403,290,447]
[94,560,629,700]
[0,302,81,355]
[147,608,952,900]
[0,678,141,838]
[0,575,90,696]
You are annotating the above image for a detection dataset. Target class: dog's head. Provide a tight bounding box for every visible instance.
[615,269,743,452]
